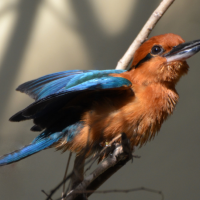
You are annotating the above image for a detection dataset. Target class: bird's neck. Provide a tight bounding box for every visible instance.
[119,70,179,114]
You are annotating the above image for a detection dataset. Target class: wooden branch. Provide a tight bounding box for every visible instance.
[86,133,133,198]
[65,143,131,200]
[62,152,72,200]
[47,136,121,200]
[70,153,85,191]
[61,187,163,199]
[116,0,175,70]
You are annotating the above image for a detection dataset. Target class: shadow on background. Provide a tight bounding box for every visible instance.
[0,1,200,200]
[69,0,159,70]
[0,0,41,129]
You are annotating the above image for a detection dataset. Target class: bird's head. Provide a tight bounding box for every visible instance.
[130,33,200,86]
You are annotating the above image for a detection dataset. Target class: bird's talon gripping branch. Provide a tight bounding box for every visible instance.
[0,33,200,168]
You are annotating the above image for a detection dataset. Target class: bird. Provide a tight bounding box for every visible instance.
[0,33,200,166]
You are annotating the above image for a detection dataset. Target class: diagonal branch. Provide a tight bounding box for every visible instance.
[65,137,132,200]
[116,0,175,70]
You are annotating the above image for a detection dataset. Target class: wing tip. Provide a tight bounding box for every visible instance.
[30,125,43,132]
[9,111,27,122]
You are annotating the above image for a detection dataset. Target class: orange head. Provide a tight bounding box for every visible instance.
[129,33,200,86]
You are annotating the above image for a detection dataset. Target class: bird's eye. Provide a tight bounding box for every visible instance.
[151,45,163,55]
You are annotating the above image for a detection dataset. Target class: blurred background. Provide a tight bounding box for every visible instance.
[0,0,200,199]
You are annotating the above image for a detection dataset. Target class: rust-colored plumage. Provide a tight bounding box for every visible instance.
[1,33,200,166]
[57,34,192,152]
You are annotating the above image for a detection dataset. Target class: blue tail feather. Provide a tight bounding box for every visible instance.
[0,132,63,166]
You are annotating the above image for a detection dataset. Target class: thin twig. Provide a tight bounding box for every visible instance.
[42,190,53,200]
[47,132,115,200]
[116,0,175,70]
[70,153,86,190]
[58,187,164,200]
[65,142,130,200]
[69,125,92,194]
[46,171,73,200]
[61,152,72,200]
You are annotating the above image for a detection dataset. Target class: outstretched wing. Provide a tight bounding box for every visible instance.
[10,69,131,131]
[16,70,88,100]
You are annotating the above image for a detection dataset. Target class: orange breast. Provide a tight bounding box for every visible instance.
[61,82,178,154]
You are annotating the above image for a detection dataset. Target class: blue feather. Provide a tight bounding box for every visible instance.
[0,121,85,166]
[21,76,131,118]
[2,69,132,166]
[64,70,125,90]
[0,131,63,166]
[16,69,126,100]
[10,69,129,123]
[17,70,87,100]
[62,121,84,142]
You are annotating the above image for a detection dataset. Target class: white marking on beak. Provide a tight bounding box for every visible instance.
[166,49,195,62]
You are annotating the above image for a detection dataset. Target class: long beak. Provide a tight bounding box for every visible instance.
[163,39,200,62]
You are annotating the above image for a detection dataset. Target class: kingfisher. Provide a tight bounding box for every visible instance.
[0,33,200,166]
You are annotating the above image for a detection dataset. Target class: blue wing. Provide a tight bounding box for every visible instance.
[16,70,87,100]
[10,69,131,131]
[16,70,126,101]
[0,69,132,166]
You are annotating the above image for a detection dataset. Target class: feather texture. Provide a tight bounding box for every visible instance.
[17,70,126,100]
[0,131,63,165]
[1,33,198,166]
[10,70,129,122]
